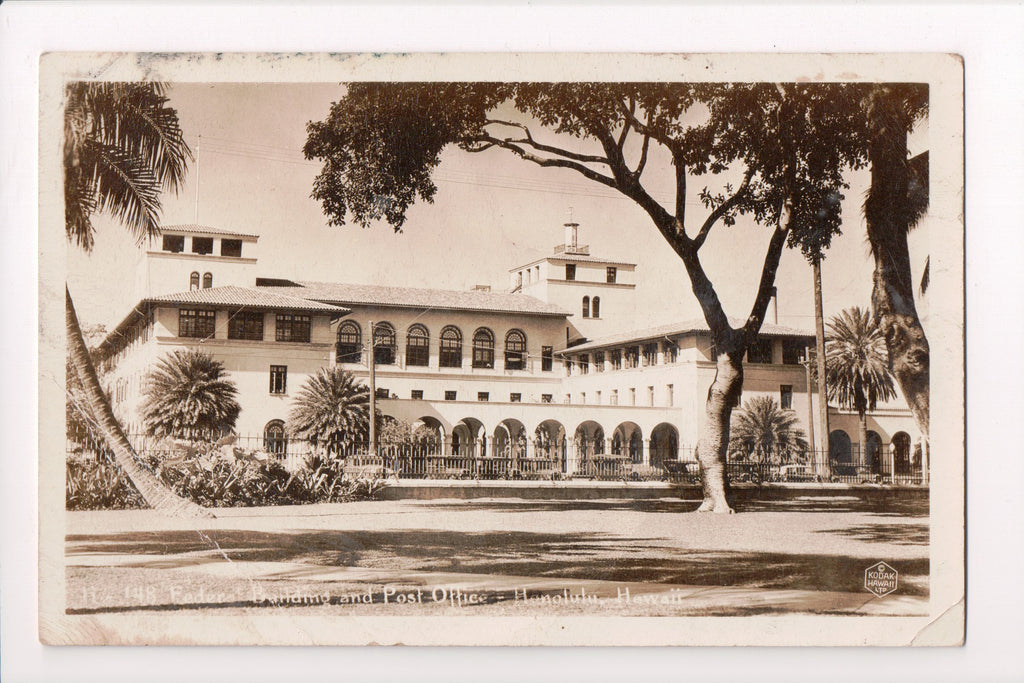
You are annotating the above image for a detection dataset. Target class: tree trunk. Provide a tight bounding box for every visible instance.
[66,286,214,518]
[695,348,743,513]
[865,92,930,441]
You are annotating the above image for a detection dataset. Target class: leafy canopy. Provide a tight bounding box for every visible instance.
[305,82,874,261]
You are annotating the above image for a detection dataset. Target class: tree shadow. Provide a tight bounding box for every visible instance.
[818,523,929,546]
[67,527,929,596]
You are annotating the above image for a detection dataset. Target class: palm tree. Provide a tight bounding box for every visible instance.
[728,396,809,464]
[825,306,897,466]
[63,81,206,516]
[140,350,241,441]
[287,368,370,457]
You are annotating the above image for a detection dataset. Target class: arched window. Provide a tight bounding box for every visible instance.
[372,322,397,365]
[439,326,463,368]
[264,420,287,456]
[582,296,590,318]
[505,329,527,370]
[592,296,600,318]
[472,328,494,369]
[406,324,430,367]
[202,272,213,289]
[336,321,361,363]
[189,271,200,291]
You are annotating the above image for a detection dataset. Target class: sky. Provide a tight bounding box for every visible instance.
[66,82,929,333]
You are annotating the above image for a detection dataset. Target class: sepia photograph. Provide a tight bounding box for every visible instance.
[37,52,964,647]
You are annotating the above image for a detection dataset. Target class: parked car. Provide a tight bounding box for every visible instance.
[777,464,818,482]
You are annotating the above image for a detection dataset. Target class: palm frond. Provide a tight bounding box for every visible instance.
[824,306,897,417]
[141,350,240,441]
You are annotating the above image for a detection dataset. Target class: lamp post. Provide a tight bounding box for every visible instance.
[367,320,377,459]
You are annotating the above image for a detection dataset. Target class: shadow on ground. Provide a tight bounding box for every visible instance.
[67,527,929,596]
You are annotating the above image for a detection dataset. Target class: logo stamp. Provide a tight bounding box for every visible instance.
[864,561,899,597]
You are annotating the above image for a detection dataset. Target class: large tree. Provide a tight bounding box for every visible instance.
[825,306,897,466]
[140,350,241,441]
[63,82,208,517]
[862,85,930,441]
[304,82,867,512]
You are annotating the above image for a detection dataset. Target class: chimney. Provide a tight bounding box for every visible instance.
[564,222,579,251]
[768,286,778,324]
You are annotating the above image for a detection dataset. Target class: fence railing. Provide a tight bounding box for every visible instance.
[65,436,927,486]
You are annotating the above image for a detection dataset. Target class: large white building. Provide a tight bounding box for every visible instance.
[94,222,921,477]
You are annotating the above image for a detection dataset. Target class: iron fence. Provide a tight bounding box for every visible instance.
[65,436,926,486]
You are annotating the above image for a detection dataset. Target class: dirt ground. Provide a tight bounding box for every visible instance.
[64,495,928,618]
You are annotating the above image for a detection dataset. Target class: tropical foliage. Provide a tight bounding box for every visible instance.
[140,349,241,441]
[64,82,191,250]
[64,80,203,516]
[287,367,370,455]
[66,450,386,511]
[728,396,809,464]
[825,306,897,461]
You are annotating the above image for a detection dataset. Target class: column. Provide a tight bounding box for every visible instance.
[566,438,577,477]
[657,341,666,366]
[642,438,651,466]
[605,438,613,456]
[443,436,453,457]
[921,439,929,486]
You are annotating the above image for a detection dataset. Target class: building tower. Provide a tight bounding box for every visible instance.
[509,221,636,345]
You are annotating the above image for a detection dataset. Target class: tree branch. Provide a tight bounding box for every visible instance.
[470,134,618,188]
[483,120,609,165]
[588,124,675,235]
[743,194,794,344]
[616,97,635,150]
[692,168,755,251]
[635,131,651,178]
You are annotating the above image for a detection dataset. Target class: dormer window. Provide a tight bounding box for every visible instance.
[192,237,213,255]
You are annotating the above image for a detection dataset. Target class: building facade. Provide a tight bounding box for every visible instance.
[94,222,922,476]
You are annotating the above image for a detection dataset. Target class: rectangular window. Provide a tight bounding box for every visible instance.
[594,351,605,372]
[541,346,553,372]
[510,393,522,403]
[565,359,574,376]
[581,392,586,405]
[665,342,678,363]
[191,236,214,255]
[275,313,311,343]
[667,384,674,407]
[610,349,622,370]
[606,266,617,283]
[564,394,571,405]
[375,388,390,399]
[228,311,264,341]
[445,390,457,401]
[610,390,618,406]
[595,390,601,405]
[643,343,658,366]
[220,239,243,257]
[162,234,184,253]
[478,392,489,402]
[629,388,636,406]
[411,390,424,400]
[541,394,553,404]
[782,339,805,365]
[178,309,216,338]
[648,386,655,406]
[780,384,793,410]
[565,263,576,281]
[747,338,773,364]
[579,354,589,374]
[625,346,639,369]
[269,365,287,394]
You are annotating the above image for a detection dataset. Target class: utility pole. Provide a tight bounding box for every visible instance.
[812,256,830,478]
[367,321,377,459]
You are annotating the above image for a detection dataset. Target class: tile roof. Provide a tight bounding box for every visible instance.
[143,286,349,314]
[259,281,571,317]
[558,317,814,354]
[160,224,260,239]
[514,253,637,269]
